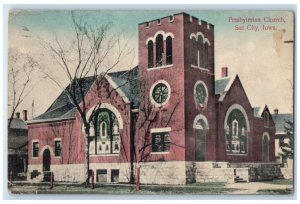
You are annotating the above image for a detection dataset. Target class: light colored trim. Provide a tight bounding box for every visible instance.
[104,74,130,104]
[40,145,55,157]
[86,103,124,129]
[193,80,209,107]
[90,154,120,157]
[224,104,250,131]
[27,117,75,124]
[54,138,61,141]
[227,153,248,156]
[191,64,210,72]
[150,127,171,133]
[150,152,169,155]
[145,30,175,45]
[147,64,173,71]
[189,32,211,46]
[275,131,287,135]
[149,80,171,107]
[193,114,209,129]
[263,132,270,141]
[131,109,139,113]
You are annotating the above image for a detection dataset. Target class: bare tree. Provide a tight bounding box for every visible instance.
[132,79,182,190]
[38,11,132,187]
[8,51,41,128]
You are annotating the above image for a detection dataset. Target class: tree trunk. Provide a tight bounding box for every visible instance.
[84,127,90,188]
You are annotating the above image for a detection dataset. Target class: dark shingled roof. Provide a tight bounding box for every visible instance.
[31,66,140,122]
[108,66,140,107]
[272,113,293,134]
[214,77,231,95]
[33,76,96,121]
[8,118,28,130]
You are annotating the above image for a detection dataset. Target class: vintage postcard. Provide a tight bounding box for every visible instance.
[7,9,294,196]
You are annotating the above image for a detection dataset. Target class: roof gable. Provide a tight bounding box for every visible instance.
[30,66,140,123]
[215,75,237,102]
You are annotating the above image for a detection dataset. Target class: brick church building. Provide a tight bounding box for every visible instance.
[27,13,277,184]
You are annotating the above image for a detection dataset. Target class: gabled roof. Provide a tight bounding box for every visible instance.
[8,118,28,130]
[214,76,236,101]
[272,113,293,134]
[253,106,264,118]
[32,76,96,122]
[107,66,140,107]
[29,66,140,123]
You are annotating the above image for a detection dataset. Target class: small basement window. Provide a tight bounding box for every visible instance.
[97,169,107,182]
[111,169,119,182]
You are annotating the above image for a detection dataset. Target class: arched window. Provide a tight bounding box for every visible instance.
[198,35,204,67]
[166,36,173,65]
[100,122,107,138]
[191,37,197,65]
[232,120,238,138]
[225,107,248,154]
[203,42,209,68]
[148,40,154,68]
[156,34,164,66]
[89,109,120,155]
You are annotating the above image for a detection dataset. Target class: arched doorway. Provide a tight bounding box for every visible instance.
[43,149,51,171]
[262,133,270,162]
[193,115,209,161]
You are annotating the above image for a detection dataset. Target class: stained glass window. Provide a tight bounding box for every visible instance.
[89,109,120,155]
[225,109,247,154]
[152,83,169,104]
[194,82,207,106]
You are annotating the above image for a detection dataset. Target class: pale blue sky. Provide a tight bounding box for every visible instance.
[8,10,294,117]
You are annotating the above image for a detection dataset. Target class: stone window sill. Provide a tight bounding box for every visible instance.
[191,64,209,72]
[147,64,173,71]
[150,152,169,155]
[90,154,120,157]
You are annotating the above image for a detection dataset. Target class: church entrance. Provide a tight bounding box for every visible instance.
[43,149,51,171]
[262,134,270,162]
[195,129,207,161]
[194,115,209,161]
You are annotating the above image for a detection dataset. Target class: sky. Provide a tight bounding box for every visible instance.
[7,10,294,119]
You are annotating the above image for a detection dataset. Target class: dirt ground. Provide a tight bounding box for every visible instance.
[6,180,294,195]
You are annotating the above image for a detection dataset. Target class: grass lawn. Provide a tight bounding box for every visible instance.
[9,182,237,195]
[261,179,293,185]
[257,188,293,195]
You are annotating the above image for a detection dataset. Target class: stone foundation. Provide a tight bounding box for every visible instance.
[280,168,293,179]
[194,162,235,183]
[139,161,186,184]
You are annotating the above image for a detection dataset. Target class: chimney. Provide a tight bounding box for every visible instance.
[15,112,20,119]
[274,109,279,116]
[22,110,28,121]
[221,67,228,78]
